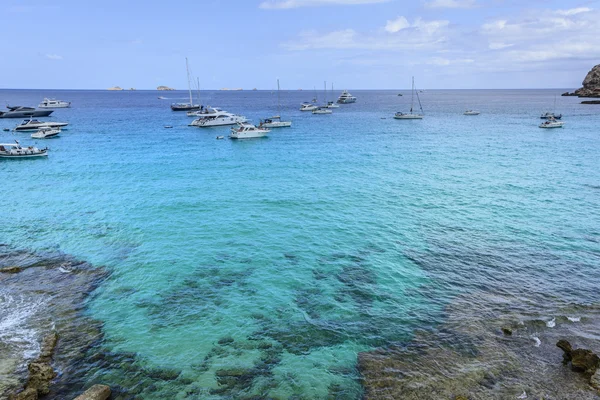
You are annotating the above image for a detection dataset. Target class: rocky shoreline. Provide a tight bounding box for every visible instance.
[562,64,600,99]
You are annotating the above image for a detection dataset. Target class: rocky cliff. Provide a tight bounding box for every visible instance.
[157,86,175,91]
[562,64,600,98]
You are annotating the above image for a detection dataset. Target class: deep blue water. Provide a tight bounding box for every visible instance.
[1,89,599,398]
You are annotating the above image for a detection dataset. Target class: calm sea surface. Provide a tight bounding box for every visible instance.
[1,89,599,398]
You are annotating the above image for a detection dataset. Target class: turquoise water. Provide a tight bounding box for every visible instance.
[1,89,599,398]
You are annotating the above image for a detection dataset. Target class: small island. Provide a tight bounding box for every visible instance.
[157,86,175,91]
[107,86,123,91]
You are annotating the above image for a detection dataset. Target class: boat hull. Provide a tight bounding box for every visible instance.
[230,131,268,139]
[262,121,291,128]
[171,104,200,111]
[539,123,564,128]
[394,114,423,119]
[0,110,54,118]
[0,151,48,158]
[14,123,69,132]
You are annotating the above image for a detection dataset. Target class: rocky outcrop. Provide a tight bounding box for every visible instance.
[10,332,59,400]
[581,100,600,104]
[107,86,123,91]
[0,266,21,273]
[557,339,600,392]
[73,384,111,400]
[157,86,175,91]
[562,64,600,98]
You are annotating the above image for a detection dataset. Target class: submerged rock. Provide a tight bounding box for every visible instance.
[73,384,112,400]
[0,266,21,273]
[501,327,512,336]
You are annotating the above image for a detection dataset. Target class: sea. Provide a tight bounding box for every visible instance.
[0,89,599,399]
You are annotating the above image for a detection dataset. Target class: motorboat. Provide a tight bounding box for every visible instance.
[464,110,480,115]
[539,118,564,128]
[14,119,69,132]
[540,112,562,120]
[300,102,318,111]
[312,107,332,114]
[31,127,61,139]
[326,101,339,109]
[189,111,247,127]
[336,90,356,104]
[38,98,71,108]
[0,141,48,158]
[394,77,424,120]
[0,106,53,119]
[229,123,269,139]
[260,116,291,128]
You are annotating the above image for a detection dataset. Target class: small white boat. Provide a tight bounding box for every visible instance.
[31,127,60,139]
[229,123,269,139]
[0,141,48,158]
[312,107,332,115]
[464,110,480,115]
[14,119,69,132]
[38,98,71,108]
[189,111,247,127]
[394,77,424,120]
[260,116,292,128]
[540,112,562,120]
[539,118,564,128]
[337,90,356,104]
[300,102,317,111]
[326,101,339,109]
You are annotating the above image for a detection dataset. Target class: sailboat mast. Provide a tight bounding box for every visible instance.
[186,57,193,105]
[324,81,327,105]
[197,77,201,106]
[277,79,281,116]
[410,76,414,113]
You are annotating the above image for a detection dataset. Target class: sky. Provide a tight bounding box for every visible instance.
[1,0,599,90]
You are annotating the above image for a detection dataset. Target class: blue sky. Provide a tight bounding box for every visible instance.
[1,0,598,89]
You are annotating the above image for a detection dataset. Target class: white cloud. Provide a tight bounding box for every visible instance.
[45,54,63,60]
[425,0,476,9]
[385,16,410,33]
[259,0,389,9]
[555,7,591,16]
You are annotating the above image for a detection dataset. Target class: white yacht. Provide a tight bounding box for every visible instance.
[189,111,247,127]
[31,127,61,139]
[260,116,292,128]
[326,101,339,109]
[540,112,562,120]
[337,90,356,104]
[14,119,69,132]
[38,98,71,108]
[539,118,564,128]
[229,123,269,139]
[0,141,48,158]
[464,110,480,115]
[300,102,318,111]
[394,77,424,120]
[312,107,332,115]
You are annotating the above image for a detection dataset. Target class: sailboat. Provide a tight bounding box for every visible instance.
[540,96,562,119]
[313,81,333,114]
[261,79,292,128]
[171,58,201,111]
[394,77,424,119]
[327,83,339,108]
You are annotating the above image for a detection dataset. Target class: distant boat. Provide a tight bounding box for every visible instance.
[337,90,356,104]
[394,77,424,120]
[171,58,200,111]
[541,96,562,119]
[464,110,480,115]
[158,96,167,100]
[397,93,403,96]
[189,111,247,127]
[327,83,339,108]
[313,81,333,114]
[38,98,71,108]
[261,79,291,128]
[300,102,317,111]
[539,118,564,128]
[0,141,48,158]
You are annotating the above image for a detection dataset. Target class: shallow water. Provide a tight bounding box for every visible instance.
[1,89,599,398]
